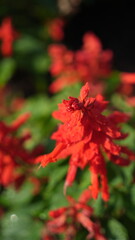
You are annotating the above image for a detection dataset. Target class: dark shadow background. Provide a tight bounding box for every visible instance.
[64,0,135,72]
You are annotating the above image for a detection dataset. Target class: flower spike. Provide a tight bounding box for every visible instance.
[35,83,134,201]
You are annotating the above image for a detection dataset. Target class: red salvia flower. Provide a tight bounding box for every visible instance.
[120,72,135,96]
[47,18,65,41]
[0,17,19,56]
[42,190,107,240]
[36,83,134,201]
[119,72,135,106]
[48,33,113,93]
[0,113,43,190]
[120,72,135,84]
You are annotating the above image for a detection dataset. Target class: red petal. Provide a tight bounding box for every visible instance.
[64,164,77,195]
[80,82,90,102]
[35,143,66,167]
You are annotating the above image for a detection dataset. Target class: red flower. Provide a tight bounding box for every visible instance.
[48,33,113,93]
[0,113,43,189]
[119,72,135,96]
[42,190,107,240]
[36,83,134,201]
[47,18,65,41]
[119,72,135,105]
[43,236,55,240]
[0,17,19,56]
[120,73,135,84]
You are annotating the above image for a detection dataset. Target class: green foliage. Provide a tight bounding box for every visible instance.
[111,94,134,113]
[105,71,121,97]
[32,54,50,73]
[107,219,129,240]
[0,183,33,208]
[1,211,42,240]
[0,58,16,86]
[14,36,44,54]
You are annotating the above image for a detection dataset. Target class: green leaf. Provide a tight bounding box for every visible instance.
[119,124,135,151]
[111,94,133,113]
[14,35,43,54]
[121,163,135,186]
[0,58,16,86]
[48,182,68,209]
[47,164,68,191]
[92,196,104,217]
[1,211,42,240]
[130,185,135,206]
[0,183,33,208]
[108,218,129,240]
[105,71,121,97]
[32,54,50,73]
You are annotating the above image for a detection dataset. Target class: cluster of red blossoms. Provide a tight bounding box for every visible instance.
[0,17,19,56]
[120,72,135,106]
[43,190,106,240]
[47,18,65,41]
[48,33,113,93]
[36,83,134,201]
[0,113,42,190]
